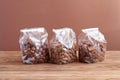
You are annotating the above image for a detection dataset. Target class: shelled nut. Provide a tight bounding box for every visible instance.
[22,40,50,64]
[79,41,106,63]
[50,44,77,64]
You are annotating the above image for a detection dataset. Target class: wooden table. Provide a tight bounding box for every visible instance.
[0,51,120,80]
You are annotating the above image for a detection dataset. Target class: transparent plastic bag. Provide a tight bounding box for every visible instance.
[78,28,107,63]
[19,27,49,64]
[50,28,77,64]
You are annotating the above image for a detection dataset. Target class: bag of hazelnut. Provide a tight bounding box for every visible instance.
[19,27,49,64]
[78,28,107,63]
[50,28,77,64]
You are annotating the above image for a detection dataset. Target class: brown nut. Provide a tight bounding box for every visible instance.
[79,41,105,63]
[50,44,77,64]
[88,46,94,51]
[22,40,49,64]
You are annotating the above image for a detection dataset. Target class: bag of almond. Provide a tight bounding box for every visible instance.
[78,28,107,63]
[50,28,77,64]
[19,27,49,64]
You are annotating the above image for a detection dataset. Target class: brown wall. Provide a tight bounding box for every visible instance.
[0,0,120,51]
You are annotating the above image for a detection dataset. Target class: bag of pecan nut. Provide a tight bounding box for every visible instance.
[19,27,49,64]
[78,28,107,63]
[50,28,77,64]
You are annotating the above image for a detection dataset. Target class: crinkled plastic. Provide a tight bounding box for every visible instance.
[50,28,77,64]
[19,27,49,64]
[78,28,107,63]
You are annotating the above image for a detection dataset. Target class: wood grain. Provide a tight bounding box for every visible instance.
[0,51,120,80]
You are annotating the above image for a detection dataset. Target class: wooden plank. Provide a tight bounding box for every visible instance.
[0,51,120,80]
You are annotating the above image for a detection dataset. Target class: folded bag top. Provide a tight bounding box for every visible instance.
[52,27,76,49]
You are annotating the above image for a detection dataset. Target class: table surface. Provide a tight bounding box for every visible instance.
[0,51,120,80]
